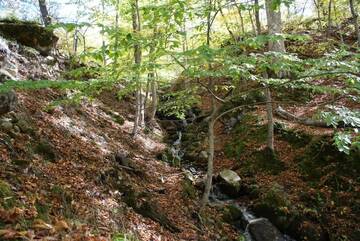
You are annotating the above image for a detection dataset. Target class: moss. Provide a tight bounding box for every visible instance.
[275,122,311,147]
[50,185,73,218]
[298,136,360,183]
[0,180,15,209]
[181,179,197,199]
[222,204,242,223]
[0,20,58,55]
[34,139,57,162]
[35,201,51,221]
[224,114,267,160]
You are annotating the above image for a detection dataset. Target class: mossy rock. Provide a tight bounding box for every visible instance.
[0,179,15,209]
[249,148,285,174]
[274,122,311,147]
[34,139,57,162]
[181,179,197,199]
[12,159,31,168]
[0,20,58,55]
[298,136,360,182]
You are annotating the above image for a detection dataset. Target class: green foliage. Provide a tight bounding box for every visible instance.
[158,89,199,119]
[0,180,15,209]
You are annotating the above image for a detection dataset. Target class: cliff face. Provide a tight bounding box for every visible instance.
[0,19,58,56]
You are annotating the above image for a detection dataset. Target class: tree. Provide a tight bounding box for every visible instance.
[349,0,360,46]
[38,0,51,26]
[131,0,144,136]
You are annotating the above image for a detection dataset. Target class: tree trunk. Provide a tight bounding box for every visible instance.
[101,0,107,66]
[150,72,157,122]
[313,0,323,31]
[219,5,236,41]
[131,0,143,136]
[265,0,286,52]
[327,0,333,37]
[38,0,51,26]
[73,29,79,55]
[113,0,120,72]
[265,86,274,151]
[201,78,218,209]
[254,0,261,35]
[265,0,285,151]
[349,0,360,46]
[235,3,245,34]
[248,8,256,35]
[201,0,216,209]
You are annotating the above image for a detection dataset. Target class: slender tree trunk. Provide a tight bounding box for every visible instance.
[73,28,79,55]
[113,0,120,72]
[265,0,286,52]
[254,0,261,35]
[131,0,143,136]
[265,0,286,151]
[101,0,107,66]
[219,5,236,41]
[248,8,256,35]
[38,0,51,26]
[313,0,323,31]
[201,0,216,209]
[327,0,333,37]
[349,0,360,46]
[265,86,274,151]
[201,96,217,209]
[235,3,245,34]
[150,72,157,121]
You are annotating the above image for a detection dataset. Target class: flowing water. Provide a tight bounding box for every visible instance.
[162,112,296,241]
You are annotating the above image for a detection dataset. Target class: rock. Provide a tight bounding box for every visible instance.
[0,91,17,115]
[0,118,13,131]
[0,20,58,55]
[248,218,285,241]
[115,151,129,167]
[217,169,242,197]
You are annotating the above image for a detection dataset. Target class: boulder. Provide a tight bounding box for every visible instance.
[217,169,242,198]
[0,20,58,55]
[0,118,13,131]
[248,218,285,241]
[0,91,17,116]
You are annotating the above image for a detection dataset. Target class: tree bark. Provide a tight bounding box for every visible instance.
[101,0,107,66]
[327,0,333,37]
[265,0,286,52]
[131,0,143,136]
[349,0,360,46]
[113,0,120,72]
[265,86,274,151]
[150,72,157,122]
[38,0,51,26]
[254,0,261,35]
[313,0,323,31]
[219,4,236,41]
[235,3,245,34]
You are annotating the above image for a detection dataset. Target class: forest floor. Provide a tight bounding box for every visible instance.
[0,87,238,241]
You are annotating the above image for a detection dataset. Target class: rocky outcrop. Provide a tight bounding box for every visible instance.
[0,20,58,55]
[0,91,17,116]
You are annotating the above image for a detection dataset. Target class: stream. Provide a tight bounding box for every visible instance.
[161,112,297,241]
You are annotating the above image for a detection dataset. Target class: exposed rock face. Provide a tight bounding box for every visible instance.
[0,38,17,115]
[248,218,285,241]
[0,90,17,115]
[0,20,58,56]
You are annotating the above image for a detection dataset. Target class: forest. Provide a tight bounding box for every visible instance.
[0,0,359,240]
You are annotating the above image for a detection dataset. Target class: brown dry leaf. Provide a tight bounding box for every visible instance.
[32,219,54,231]
[54,220,70,232]
[0,229,19,239]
